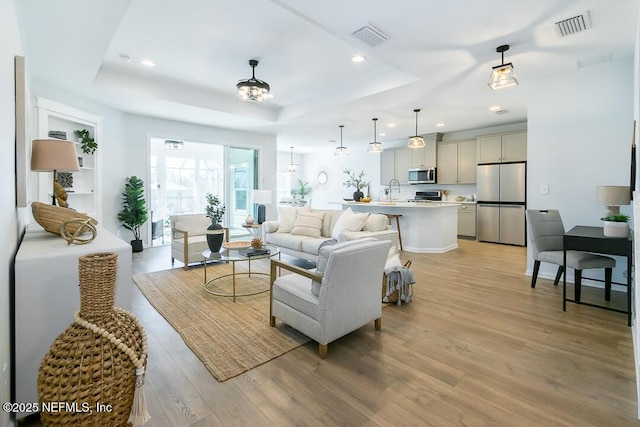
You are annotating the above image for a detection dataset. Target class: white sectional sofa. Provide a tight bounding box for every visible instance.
[263,206,399,262]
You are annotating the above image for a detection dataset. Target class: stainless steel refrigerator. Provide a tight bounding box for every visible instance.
[477,162,526,246]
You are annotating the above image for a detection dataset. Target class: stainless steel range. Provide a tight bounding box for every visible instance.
[407,190,442,203]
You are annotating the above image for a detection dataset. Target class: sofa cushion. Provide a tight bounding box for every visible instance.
[291,211,325,238]
[301,237,332,256]
[273,274,322,321]
[264,232,306,251]
[331,208,369,240]
[321,210,344,238]
[277,206,309,233]
[311,238,376,296]
[363,213,388,232]
[172,213,209,237]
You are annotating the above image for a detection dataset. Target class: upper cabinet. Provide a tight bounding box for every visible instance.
[380,147,411,185]
[477,132,527,163]
[409,133,441,168]
[437,139,477,184]
[36,98,103,221]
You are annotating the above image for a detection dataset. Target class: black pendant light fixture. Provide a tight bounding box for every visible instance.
[407,108,425,148]
[287,146,298,172]
[335,125,348,156]
[237,59,273,102]
[488,45,519,90]
[367,118,383,153]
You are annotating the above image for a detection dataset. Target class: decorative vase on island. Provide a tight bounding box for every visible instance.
[207,222,225,252]
[353,190,364,202]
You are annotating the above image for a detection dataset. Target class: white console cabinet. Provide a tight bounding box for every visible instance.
[13,224,132,418]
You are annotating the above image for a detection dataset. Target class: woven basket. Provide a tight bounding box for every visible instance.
[32,201,98,235]
[38,253,146,426]
[382,259,412,303]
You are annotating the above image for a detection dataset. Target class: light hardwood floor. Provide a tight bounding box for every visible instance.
[22,240,639,426]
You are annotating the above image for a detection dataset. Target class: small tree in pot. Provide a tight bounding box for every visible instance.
[342,168,370,202]
[205,193,226,252]
[118,176,148,252]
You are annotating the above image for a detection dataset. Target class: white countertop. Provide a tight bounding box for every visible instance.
[340,201,461,208]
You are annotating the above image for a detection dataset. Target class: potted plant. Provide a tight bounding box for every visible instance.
[117,176,148,252]
[601,214,630,238]
[290,179,312,206]
[205,193,226,252]
[342,168,370,202]
[74,129,98,155]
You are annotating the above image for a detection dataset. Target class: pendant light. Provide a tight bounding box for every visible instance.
[334,125,348,156]
[237,59,273,102]
[287,146,298,172]
[488,45,519,90]
[407,109,425,148]
[367,118,383,153]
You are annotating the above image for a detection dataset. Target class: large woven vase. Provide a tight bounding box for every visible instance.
[38,252,146,426]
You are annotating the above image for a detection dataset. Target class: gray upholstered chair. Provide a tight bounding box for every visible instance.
[269,238,391,358]
[527,209,616,301]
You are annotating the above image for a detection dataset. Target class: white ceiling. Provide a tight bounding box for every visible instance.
[17,0,639,153]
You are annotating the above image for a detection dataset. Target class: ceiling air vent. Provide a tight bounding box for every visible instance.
[494,109,509,115]
[351,24,389,47]
[555,12,592,37]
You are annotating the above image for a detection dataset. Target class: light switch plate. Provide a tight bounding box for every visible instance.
[540,184,549,195]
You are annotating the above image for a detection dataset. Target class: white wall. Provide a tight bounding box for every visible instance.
[2,1,24,424]
[527,58,634,284]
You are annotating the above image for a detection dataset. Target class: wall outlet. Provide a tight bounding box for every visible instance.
[540,184,550,195]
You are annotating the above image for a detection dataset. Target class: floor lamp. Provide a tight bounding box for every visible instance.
[31,139,80,206]
[253,190,272,224]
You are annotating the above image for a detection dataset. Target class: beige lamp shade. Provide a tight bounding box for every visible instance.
[596,185,630,217]
[31,139,80,172]
[253,190,272,205]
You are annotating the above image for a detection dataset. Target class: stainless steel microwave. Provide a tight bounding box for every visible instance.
[408,167,436,184]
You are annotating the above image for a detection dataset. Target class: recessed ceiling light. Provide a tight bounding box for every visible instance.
[379,132,386,137]
[436,123,445,127]
[141,59,156,67]
[489,106,501,111]
[352,55,366,63]
[387,123,396,127]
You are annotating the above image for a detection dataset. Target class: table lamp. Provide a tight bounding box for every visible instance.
[31,139,80,206]
[253,190,272,224]
[595,185,631,217]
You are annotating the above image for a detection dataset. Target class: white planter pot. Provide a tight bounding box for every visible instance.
[602,221,629,238]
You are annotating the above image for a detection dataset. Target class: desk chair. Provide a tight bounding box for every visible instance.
[527,209,615,301]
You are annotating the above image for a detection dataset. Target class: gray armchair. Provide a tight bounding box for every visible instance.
[269,238,391,358]
[527,209,615,301]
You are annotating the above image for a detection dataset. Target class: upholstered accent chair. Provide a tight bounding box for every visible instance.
[170,213,229,270]
[527,209,615,300]
[269,238,391,358]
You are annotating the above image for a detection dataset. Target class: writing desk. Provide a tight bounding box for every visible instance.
[563,225,633,326]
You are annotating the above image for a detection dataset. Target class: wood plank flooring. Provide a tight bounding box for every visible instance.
[21,240,639,426]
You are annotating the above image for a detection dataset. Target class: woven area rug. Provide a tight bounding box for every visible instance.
[133,261,310,381]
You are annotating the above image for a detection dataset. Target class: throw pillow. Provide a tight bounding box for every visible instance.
[311,238,376,296]
[363,213,388,232]
[291,211,325,238]
[331,208,369,240]
[277,206,309,233]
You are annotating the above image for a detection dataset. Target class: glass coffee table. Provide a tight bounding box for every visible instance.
[202,244,280,302]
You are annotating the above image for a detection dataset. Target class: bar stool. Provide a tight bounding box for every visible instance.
[384,214,403,251]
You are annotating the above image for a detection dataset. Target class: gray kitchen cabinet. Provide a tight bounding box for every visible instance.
[477,132,527,163]
[458,204,477,237]
[380,147,411,185]
[437,139,477,184]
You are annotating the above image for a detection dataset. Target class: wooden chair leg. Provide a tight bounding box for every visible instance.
[319,344,328,359]
[574,270,582,302]
[553,266,564,286]
[531,260,541,288]
[375,317,382,330]
[604,267,613,301]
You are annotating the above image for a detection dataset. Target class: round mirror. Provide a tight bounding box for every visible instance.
[318,171,328,185]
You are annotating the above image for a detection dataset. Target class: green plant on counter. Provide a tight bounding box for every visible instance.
[342,168,370,191]
[601,214,630,222]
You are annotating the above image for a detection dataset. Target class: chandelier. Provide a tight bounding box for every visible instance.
[407,109,425,148]
[335,125,348,156]
[287,146,298,172]
[488,45,518,90]
[367,118,383,153]
[237,59,272,102]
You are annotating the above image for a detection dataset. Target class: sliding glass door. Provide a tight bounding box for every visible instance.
[228,147,258,238]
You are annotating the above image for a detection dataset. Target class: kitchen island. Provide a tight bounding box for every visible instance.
[340,201,459,253]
